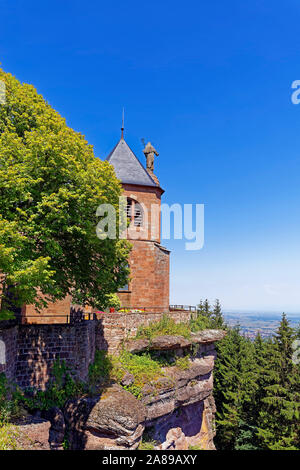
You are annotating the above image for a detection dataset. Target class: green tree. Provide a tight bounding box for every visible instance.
[0,67,130,319]
[197,300,205,316]
[257,314,300,450]
[203,298,211,318]
[211,298,226,329]
[214,327,259,449]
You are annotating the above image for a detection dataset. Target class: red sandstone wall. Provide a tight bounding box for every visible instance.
[122,184,163,243]
[1,311,195,387]
[118,240,170,311]
[118,184,170,311]
[96,311,193,353]
[21,295,72,324]
[154,243,170,310]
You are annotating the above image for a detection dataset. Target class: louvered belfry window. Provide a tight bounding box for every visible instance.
[126,198,143,227]
[126,198,133,220]
[134,203,143,227]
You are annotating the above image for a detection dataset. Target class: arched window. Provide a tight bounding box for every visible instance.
[126,198,143,227]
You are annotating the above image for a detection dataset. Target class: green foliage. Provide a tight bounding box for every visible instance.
[22,359,84,411]
[122,383,143,399]
[138,440,156,450]
[214,327,259,449]
[175,356,190,370]
[212,299,226,329]
[191,298,227,331]
[0,373,23,449]
[0,67,131,319]
[0,424,21,450]
[234,420,261,450]
[88,350,113,387]
[138,429,157,450]
[116,351,163,390]
[136,313,191,340]
[256,314,300,450]
[105,293,121,311]
[190,314,212,332]
[213,311,300,451]
[88,349,165,399]
[0,373,22,426]
[146,350,177,367]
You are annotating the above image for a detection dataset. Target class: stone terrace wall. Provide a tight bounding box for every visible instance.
[1,311,195,388]
[15,322,96,389]
[96,310,194,353]
[0,325,18,380]
[0,322,96,390]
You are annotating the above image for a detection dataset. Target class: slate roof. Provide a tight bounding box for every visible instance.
[106,138,158,187]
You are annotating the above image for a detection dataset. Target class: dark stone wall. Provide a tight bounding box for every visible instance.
[0,322,96,390]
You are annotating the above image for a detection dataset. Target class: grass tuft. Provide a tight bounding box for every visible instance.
[136,314,191,340]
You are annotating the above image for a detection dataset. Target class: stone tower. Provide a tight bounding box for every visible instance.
[20,131,170,322]
[106,134,170,312]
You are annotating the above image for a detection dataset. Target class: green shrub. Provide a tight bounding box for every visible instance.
[104,293,121,311]
[139,439,156,450]
[88,350,114,387]
[188,444,204,450]
[136,314,191,340]
[175,356,190,370]
[146,350,177,367]
[122,384,143,399]
[0,373,22,426]
[190,314,213,332]
[0,424,21,450]
[139,430,157,450]
[88,350,167,398]
[115,351,163,391]
[22,359,84,412]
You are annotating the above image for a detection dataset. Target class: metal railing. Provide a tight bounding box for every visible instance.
[9,311,96,325]
[169,305,197,312]
[2,305,199,326]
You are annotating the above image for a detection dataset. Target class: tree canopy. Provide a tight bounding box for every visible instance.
[197,300,300,450]
[0,68,130,319]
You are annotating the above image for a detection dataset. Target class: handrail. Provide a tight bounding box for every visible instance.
[169,305,197,312]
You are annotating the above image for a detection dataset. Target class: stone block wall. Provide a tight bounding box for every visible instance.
[96,310,194,353]
[0,310,196,388]
[0,322,96,390]
[122,184,163,244]
[21,295,72,324]
[118,240,170,312]
[117,183,170,312]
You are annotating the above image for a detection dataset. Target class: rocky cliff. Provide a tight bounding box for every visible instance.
[63,329,226,450]
[10,329,225,450]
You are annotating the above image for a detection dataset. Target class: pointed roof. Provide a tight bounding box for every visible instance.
[106,137,158,187]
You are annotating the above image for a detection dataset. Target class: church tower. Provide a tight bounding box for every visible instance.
[107,132,170,312]
[20,128,170,323]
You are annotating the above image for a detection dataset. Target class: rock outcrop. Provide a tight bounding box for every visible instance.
[13,416,51,450]
[64,385,147,450]
[63,329,225,450]
[125,329,226,353]
[45,407,65,450]
[148,396,216,450]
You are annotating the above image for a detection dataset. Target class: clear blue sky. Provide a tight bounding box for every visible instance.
[1,0,300,312]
